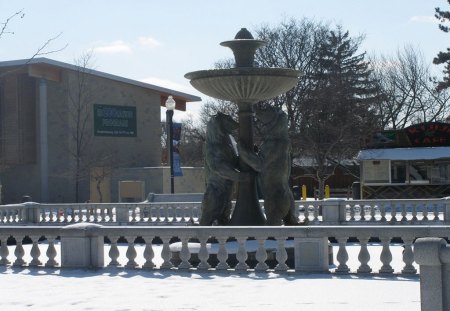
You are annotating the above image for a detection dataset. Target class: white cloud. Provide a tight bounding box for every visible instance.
[138,36,161,49]
[140,77,191,92]
[410,16,439,24]
[93,40,132,54]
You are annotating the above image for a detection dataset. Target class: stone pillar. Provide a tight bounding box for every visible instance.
[60,223,104,268]
[414,237,450,311]
[39,79,49,203]
[444,197,450,223]
[115,206,129,224]
[22,202,41,224]
[322,199,346,224]
[294,237,329,272]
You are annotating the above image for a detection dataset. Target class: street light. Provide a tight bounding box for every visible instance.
[165,95,176,194]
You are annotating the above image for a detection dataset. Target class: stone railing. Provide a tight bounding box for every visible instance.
[414,237,450,311]
[0,197,449,226]
[1,225,449,274]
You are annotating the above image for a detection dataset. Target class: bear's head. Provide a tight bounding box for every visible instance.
[256,107,288,139]
[206,112,238,143]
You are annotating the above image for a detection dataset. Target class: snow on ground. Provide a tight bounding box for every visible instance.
[0,243,420,311]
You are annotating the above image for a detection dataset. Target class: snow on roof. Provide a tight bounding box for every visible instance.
[0,58,202,103]
[357,146,450,161]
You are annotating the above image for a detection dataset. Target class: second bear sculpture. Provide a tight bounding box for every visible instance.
[200,112,247,225]
[239,107,298,225]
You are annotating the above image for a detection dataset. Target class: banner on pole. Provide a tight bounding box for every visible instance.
[172,123,183,177]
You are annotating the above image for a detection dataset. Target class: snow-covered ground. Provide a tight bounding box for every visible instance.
[0,243,420,311]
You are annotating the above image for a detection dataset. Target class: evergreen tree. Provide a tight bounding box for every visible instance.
[434,0,450,91]
[299,27,379,197]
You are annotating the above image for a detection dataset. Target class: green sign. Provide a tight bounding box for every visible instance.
[94,104,137,137]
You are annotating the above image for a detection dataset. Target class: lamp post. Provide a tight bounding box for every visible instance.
[165,95,176,194]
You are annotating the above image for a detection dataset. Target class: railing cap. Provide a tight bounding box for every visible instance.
[414,237,448,266]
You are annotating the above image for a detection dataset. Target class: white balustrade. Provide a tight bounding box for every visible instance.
[1,225,448,276]
[1,198,449,226]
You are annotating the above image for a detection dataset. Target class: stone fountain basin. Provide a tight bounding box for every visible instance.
[185,67,301,103]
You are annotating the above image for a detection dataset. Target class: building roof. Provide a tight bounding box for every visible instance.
[357,146,450,161]
[0,58,201,111]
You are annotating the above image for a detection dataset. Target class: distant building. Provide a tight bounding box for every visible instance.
[357,122,450,199]
[0,58,201,203]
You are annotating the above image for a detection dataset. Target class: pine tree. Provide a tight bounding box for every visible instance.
[300,27,379,198]
[434,0,450,91]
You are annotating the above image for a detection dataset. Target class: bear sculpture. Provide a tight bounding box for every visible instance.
[200,112,249,225]
[239,107,298,225]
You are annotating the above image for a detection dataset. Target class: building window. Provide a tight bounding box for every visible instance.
[408,161,430,184]
[391,161,407,184]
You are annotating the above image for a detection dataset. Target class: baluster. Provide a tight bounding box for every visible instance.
[131,206,137,223]
[254,236,268,271]
[0,210,4,223]
[216,236,230,270]
[125,236,138,268]
[11,208,17,223]
[390,204,397,223]
[13,236,26,266]
[160,235,173,269]
[379,237,393,274]
[360,204,366,221]
[313,205,319,222]
[107,236,121,267]
[142,235,156,269]
[91,205,97,222]
[433,203,440,221]
[172,207,179,224]
[411,203,418,222]
[235,236,249,271]
[380,203,387,222]
[49,208,55,223]
[156,206,162,223]
[148,205,154,222]
[101,206,107,222]
[349,204,355,221]
[181,207,187,224]
[0,235,11,265]
[421,203,428,221]
[197,235,211,270]
[45,236,58,267]
[178,236,192,270]
[356,237,372,274]
[29,235,42,266]
[108,207,113,223]
[401,237,417,274]
[274,237,288,272]
[164,206,170,223]
[64,207,70,223]
[71,205,76,222]
[303,204,309,223]
[78,205,83,222]
[335,236,350,273]
[189,206,196,224]
[370,204,376,221]
[171,207,177,224]
[401,204,407,222]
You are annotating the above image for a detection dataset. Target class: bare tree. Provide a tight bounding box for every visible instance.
[0,9,67,78]
[371,45,450,129]
[65,51,95,202]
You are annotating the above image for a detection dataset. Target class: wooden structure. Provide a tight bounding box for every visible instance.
[357,122,450,199]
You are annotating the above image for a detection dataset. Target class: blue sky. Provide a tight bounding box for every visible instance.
[1,0,449,120]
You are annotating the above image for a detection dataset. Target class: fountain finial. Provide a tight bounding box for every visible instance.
[220,28,266,68]
[234,28,254,39]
